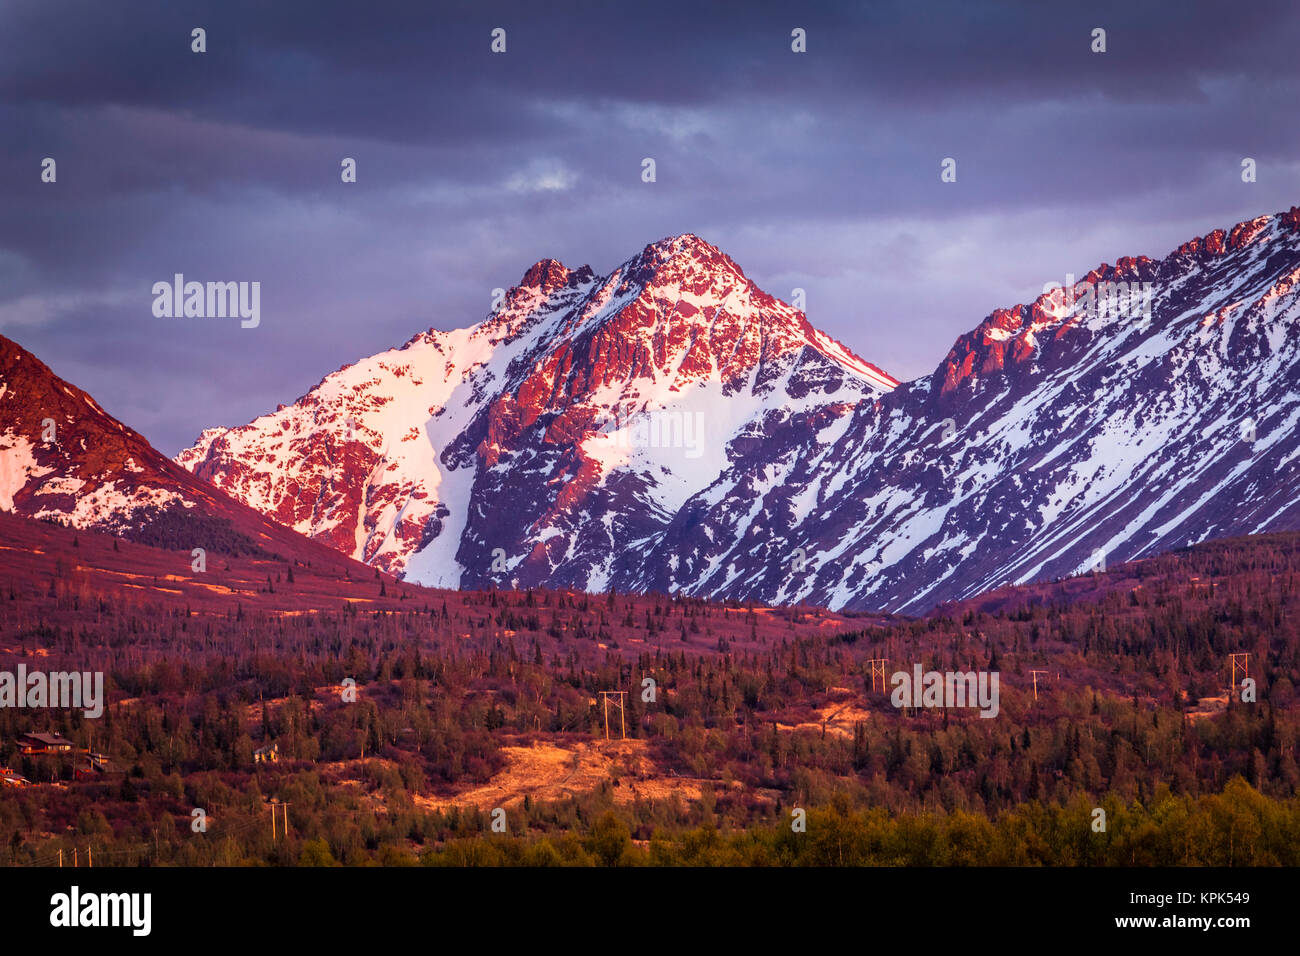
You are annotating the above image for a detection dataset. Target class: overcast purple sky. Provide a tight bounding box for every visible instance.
[3,0,1298,455]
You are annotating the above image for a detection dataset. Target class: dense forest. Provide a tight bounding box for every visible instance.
[2,522,1299,866]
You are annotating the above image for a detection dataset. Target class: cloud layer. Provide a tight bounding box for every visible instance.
[3,0,1298,453]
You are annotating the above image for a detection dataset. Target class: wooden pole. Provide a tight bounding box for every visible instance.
[88,846,92,868]
[865,659,889,693]
[1229,653,1249,697]
[1030,670,1049,701]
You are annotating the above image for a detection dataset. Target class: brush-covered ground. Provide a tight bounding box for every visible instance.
[2,513,1299,866]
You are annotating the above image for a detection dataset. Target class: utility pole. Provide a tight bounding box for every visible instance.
[1029,669,1050,701]
[599,692,627,740]
[270,799,290,840]
[1229,653,1249,697]
[865,659,890,693]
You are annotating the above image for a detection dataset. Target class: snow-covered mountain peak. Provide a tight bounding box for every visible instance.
[173,207,1300,608]
[624,233,737,277]
[176,236,897,582]
[519,257,576,293]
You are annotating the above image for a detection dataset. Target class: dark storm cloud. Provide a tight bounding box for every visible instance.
[1,0,1298,453]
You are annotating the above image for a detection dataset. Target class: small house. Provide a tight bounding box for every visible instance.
[0,768,30,787]
[253,742,279,764]
[75,751,120,779]
[18,732,75,755]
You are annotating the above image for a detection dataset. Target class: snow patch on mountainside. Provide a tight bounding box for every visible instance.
[174,212,1300,611]
[176,235,895,588]
[0,432,41,511]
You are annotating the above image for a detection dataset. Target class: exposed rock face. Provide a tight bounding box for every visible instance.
[175,210,1300,611]
[175,234,896,589]
[645,209,1300,611]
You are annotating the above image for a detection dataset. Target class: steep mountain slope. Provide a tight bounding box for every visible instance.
[652,207,1300,611]
[0,334,385,575]
[177,209,1300,613]
[177,235,898,587]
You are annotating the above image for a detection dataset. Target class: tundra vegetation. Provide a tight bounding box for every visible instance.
[2,526,1299,867]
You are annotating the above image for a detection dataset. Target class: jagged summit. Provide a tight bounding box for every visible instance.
[167,208,1300,610]
[11,207,1300,612]
[174,235,896,581]
[937,206,1300,398]
[617,233,746,292]
[519,257,589,293]
[516,234,730,299]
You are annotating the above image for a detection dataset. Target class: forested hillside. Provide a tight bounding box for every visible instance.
[2,515,1298,866]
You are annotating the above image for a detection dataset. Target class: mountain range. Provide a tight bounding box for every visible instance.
[4,209,1299,612]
